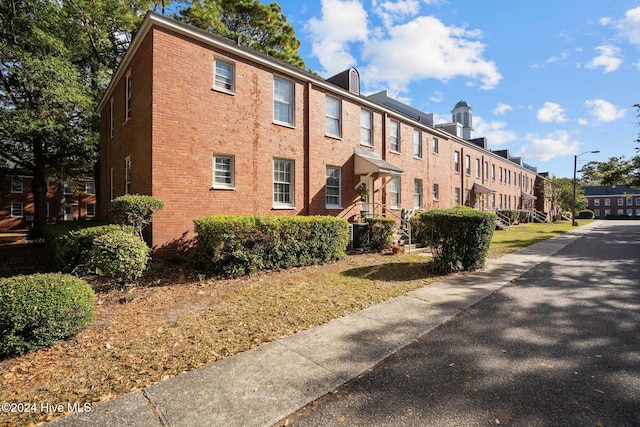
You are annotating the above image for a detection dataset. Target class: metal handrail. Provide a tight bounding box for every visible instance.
[370,202,412,253]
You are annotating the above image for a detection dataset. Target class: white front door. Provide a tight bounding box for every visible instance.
[64,206,74,221]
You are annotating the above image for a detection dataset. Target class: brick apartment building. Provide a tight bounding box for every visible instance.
[0,173,97,231]
[97,12,553,253]
[584,185,640,219]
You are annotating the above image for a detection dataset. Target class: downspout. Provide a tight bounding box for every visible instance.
[304,81,311,215]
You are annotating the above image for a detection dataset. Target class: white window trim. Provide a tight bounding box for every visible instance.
[125,156,131,194]
[212,154,235,190]
[432,137,439,154]
[11,202,23,218]
[389,120,400,153]
[413,129,422,159]
[454,152,460,173]
[109,97,115,139]
[273,158,295,209]
[433,183,439,201]
[413,179,423,209]
[325,166,342,209]
[85,181,96,195]
[389,177,400,209]
[213,58,235,94]
[86,203,96,218]
[273,76,294,126]
[124,70,132,123]
[360,108,373,147]
[325,95,342,138]
[10,177,23,194]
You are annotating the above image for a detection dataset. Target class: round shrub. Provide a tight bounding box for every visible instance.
[91,230,150,284]
[0,273,95,357]
[577,209,594,219]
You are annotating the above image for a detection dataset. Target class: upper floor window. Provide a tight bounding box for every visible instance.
[360,109,373,146]
[454,151,460,173]
[604,198,611,206]
[454,187,461,205]
[325,96,341,138]
[413,129,422,158]
[389,120,400,152]
[10,177,23,193]
[484,161,489,180]
[626,197,633,206]
[85,181,96,195]
[273,77,294,125]
[465,155,471,175]
[11,202,23,218]
[636,198,640,206]
[491,164,495,181]
[273,158,294,208]
[594,199,600,206]
[325,166,341,208]
[433,183,439,201]
[213,155,235,189]
[109,98,114,139]
[64,183,73,195]
[125,70,132,121]
[475,158,480,178]
[214,59,234,93]
[432,137,439,154]
[617,198,624,206]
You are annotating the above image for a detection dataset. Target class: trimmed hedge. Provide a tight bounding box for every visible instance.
[0,273,95,357]
[413,206,497,273]
[109,194,164,237]
[42,223,134,272]
[366,217,396,252]
[91,230,150,284]
[193,215,349,276]
[577,209,594,219]
[496,209,530,224]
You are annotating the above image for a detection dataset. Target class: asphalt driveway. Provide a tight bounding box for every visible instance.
[283,220,640,426]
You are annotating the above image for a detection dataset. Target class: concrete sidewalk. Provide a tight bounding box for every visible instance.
[50,221,603,427]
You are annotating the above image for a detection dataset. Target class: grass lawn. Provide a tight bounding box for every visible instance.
[0,220,591,426]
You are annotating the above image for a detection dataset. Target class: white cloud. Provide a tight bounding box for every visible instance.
[429,90,444,103]
[306,2,502,93]
[584,99,627,122]
[537,102,568,123]
[473,116,517,147]
[599,17,612,26]
[586,45,623,73]
[372,0,420,28]
[361,16,502,93]
[493,103,512,115]
[617,6,640,46]
[578,118,590,126]
[517,131,583,161]
[306,0,369,74]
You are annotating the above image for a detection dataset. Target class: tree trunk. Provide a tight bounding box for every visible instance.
[32,168,48,229]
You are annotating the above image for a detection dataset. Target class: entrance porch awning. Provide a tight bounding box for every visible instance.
[354,148,403,177]
[521,192,537,200]
[473,181,495,194]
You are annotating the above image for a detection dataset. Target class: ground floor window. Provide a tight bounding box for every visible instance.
[414,179,422,209]
[433,183,439,201]
[86,203,96,218]
[594,209,600,217]
[325,166,341,208]
[454,188,461,205]
[213,155,235,189]
[11,202,23,217]
[273,159,294,208]
[389,177,400,209]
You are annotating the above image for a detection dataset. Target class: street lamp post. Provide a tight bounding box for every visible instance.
[572,150,600,226]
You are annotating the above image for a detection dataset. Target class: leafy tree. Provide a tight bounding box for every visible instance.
[539,177,585,213]
[109,194,164,238]
[181,0,305,69]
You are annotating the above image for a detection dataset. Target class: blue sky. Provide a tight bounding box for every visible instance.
[271,0,640,178]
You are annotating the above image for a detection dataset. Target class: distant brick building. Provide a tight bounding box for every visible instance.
[583,185,640,219]
[0,172,97,231]
[97,12,553,253]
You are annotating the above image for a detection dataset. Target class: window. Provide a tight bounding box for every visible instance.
[627,209,633,216]
[636,209,640,216]
[214,59,234,92]
[617,198,624,206]
[594,209,600,217]
[273,77,294,125]
[492,193,496,209]
[125,70,132,121]
[465,189,471,206]
[389,177,400,209]
[10,177,23,193]
[213,155,235,189]
[465,155,471,175]
[617,209,624,215]
[491,164,496,181]
[499,167,503,183]
[605,209,610,216]
[125,156,131,194]
[11,202,23,218]
[86,203,96,218]
[433,183,439,201]
[110,167,114,200]
[626,197,633,206]
[413,129,422,158]
[594,199,600,206]
[636,198,640,206]
[273,159,294,208]
[325,166,341,208]
[605,198,611,206]
[508,170,511,185]
[414,179,422,209]
[64,183,73,195]
[454,151,460,173]
[360,109,373,146]
[85,181,95,195]
[325,96,341,137]
[109,98,114,139]
[389,120,400,152]
[484,161,489,180]
[475,158,480,178]
[454,188,461,205]
[432,137,439,154]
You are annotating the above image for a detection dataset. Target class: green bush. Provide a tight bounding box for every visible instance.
[91,230,150,284]
[496,209,530,224]
[413,206,496,273]
[577,209,594,219]
[0,273,95,357]
[366,218,396,252]
[42,223,134,272]
[109,194,164,237]
[193,215,349,276]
